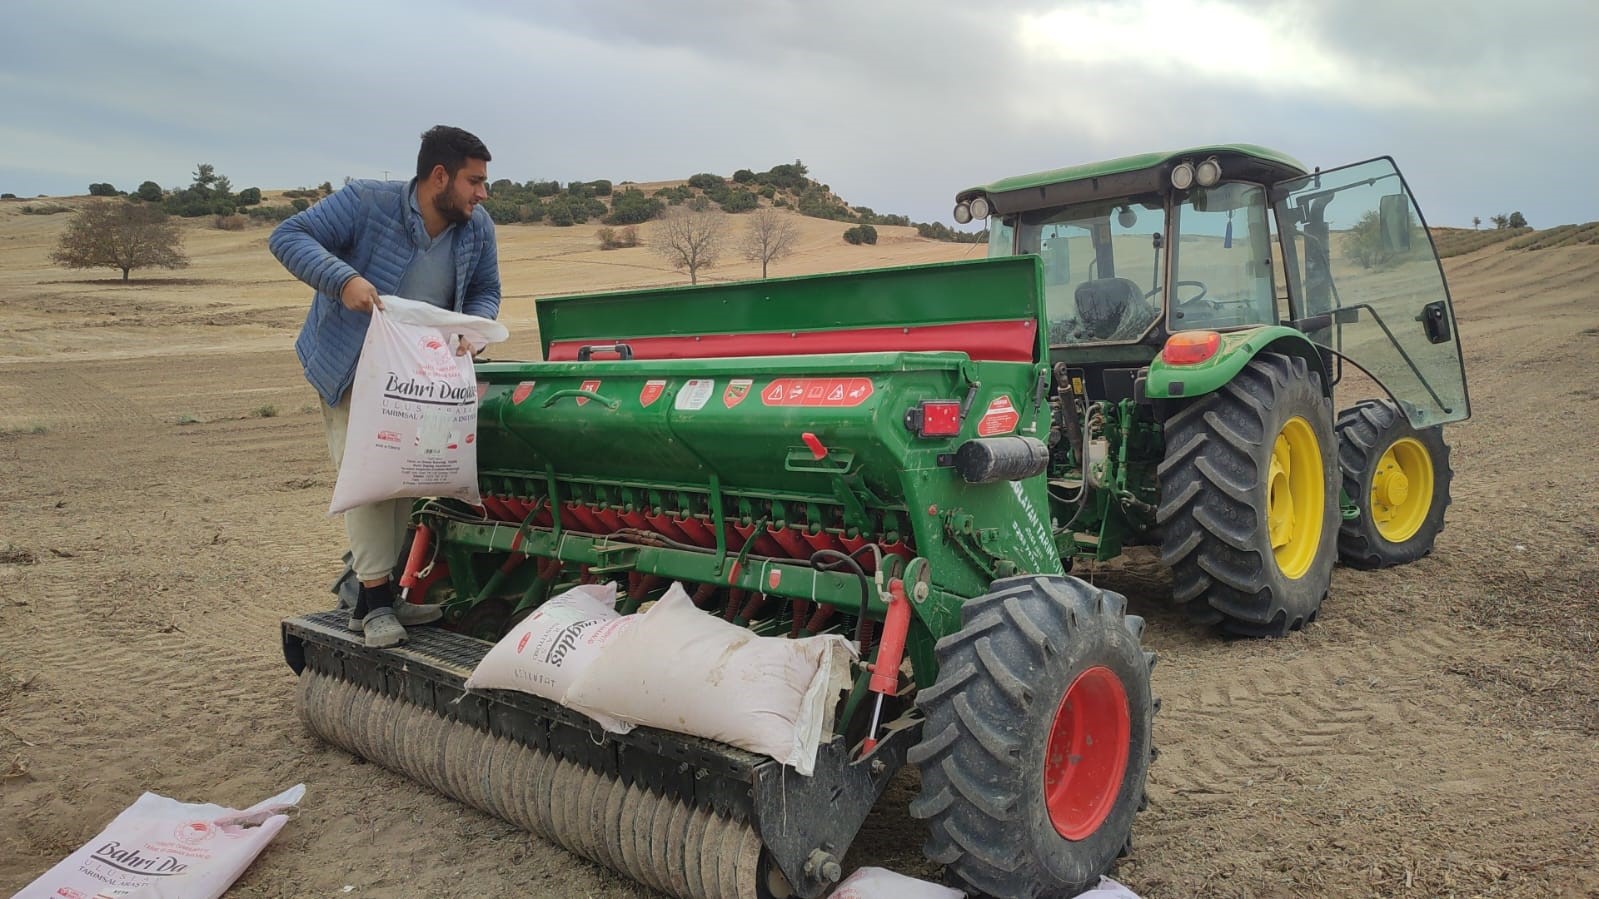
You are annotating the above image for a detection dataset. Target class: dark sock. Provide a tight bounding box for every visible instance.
[355,581,396,619]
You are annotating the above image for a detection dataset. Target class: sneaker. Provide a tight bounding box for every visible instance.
[360,606,407,649]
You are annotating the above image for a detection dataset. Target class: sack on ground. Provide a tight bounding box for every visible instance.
[329,295,508,514]
[564,582,855,775]
[464,583,634,732]
[12,783,304,899]
[832,866,967,898]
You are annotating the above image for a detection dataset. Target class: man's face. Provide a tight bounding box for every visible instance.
[431,157,489,224]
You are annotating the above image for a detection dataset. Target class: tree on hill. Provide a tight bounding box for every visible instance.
[653,207,726,285]
[51,201,189,281]
[135,181,163,202]
[1507,211,1528,229]
[1472,216,1481,230]
[740,207,798,278]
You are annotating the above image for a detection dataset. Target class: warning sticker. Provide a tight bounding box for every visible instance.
[977,395,1020,435]
[760,378,874,407]
[576,379,602,406]
[723,378,752,408]
[639,379,667,407]
[511,381,535,406]
[675,378,715,411]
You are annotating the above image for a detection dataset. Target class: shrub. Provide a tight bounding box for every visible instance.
[213,214,247,231]
[688,173,725,190]
[530,180,561,197]
[235,187,262,206]
[134,181,163,202]
[88,182,119,196]
[595,225,641,250]
[719,188,758,213]
[290,198,310,212]
[604,188,664,225]
[246,205,297,222]
[319,182,333,195]
[774,196,789,208]
[732,169,756,184]
[545,196,577,226]
[0,193,15,199]
[22,204,73,215]
[797,187,852,221]
[758,185,776,200]
[253,404,278,418]
[843,224,878,245]
[567,181,595,200]
[590,179,612,197]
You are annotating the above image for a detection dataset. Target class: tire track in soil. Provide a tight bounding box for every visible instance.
[1149,621,1469,801]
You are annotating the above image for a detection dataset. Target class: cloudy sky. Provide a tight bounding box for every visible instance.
[4,0,1595,229]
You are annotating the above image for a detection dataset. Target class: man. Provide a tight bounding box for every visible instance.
[270,125,501,648]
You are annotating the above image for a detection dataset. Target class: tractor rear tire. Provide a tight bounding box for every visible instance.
[907,575,1155,899]
[1157,352,1338,635]
[1335,399,1452,569]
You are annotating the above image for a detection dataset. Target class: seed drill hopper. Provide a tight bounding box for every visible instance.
[283,257,1158,899]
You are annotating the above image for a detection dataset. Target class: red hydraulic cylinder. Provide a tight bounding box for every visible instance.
[398,524,435,600]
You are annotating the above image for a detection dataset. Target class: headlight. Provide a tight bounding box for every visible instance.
[1170,161,1195,190]
[968,196,991,219]
[953,201,973,224]
[1196,157,1222,187]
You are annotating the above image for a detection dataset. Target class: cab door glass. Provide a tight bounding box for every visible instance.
[1274,158,1469,426]
[1169,182,1276,331]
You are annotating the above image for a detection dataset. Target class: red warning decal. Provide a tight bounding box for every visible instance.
[768,569,782,590]
[576,379,602,406]
[760,378,874,407]
[977,395,1020,435]
[723,378,752,408]
[639,379,666,407]
[511,381,535,405]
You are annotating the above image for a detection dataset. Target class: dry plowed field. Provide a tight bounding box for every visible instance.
[2,203,1595,897]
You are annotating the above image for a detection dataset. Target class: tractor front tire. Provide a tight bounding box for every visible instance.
[1335,399,1453,569]
[1157,352,1338,635]
[908,575,1155,899]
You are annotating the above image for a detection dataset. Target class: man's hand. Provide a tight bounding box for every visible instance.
[340,276,383,313]
[455,335,483,358]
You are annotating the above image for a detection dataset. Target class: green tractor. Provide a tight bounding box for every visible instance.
[956,145,1468,634]
[282,146,1467,899]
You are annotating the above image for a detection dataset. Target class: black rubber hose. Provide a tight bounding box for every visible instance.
[808,546,874,648]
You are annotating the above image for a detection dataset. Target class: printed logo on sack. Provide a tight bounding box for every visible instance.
[175,821,215,844]
[419,335,447,354]
[55,889,86,899]
[377,430,401,444]
[516,632,531,654]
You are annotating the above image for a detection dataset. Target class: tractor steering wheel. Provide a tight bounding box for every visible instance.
[1146,280,1209,305]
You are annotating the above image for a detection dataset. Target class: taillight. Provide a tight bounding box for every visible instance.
[906,400,962,438]
[1162,331,1221,365]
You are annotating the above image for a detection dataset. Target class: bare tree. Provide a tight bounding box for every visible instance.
[652,207,726,285]
[50,201,188,282]
[740,207,799,279]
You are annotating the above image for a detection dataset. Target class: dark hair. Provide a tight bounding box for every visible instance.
[416,126,491,181]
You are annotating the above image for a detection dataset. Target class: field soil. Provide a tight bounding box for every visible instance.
[1,201,1595,898]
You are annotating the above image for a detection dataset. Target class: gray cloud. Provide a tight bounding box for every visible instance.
[2,0,1593,228]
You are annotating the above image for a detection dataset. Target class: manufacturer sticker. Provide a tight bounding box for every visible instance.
[977,395,1020,435]
[760,378,874,407]
[723,378,752,408]
[576,379,602,406]
[675,379,715,411]
[511,381,535,405]
[639,379,667,407]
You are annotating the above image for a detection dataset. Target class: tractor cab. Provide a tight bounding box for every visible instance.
[958,145,1470,427]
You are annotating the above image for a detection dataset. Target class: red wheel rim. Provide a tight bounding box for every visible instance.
[1044,665,1131,840]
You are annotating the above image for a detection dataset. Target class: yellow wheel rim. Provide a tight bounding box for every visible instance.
[1370,436,1434,543]
[1268,416,1324,580]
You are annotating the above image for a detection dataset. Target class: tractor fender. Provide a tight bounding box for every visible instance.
[1144,326,1330,401]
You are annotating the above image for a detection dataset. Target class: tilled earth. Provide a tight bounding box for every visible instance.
[1,228,1596,898]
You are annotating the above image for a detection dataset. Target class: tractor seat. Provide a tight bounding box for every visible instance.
[1075,277,1148,340]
